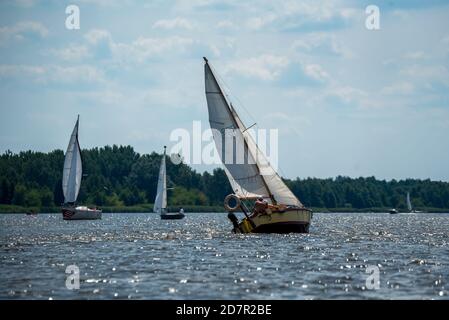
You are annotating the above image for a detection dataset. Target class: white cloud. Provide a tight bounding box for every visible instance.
[0,64,105,84]
[442,35,449,45]
[209,44,221,57]
[216,20,236,29]
[246,14,276,30]
[81,29,196,63]
[292,33,353,58]
[442,35,449,54]
[326,85,367,105]
[0,65,45,77]
[404,51,426,60]
[14,0,38,7]
[77,0,132,6]
[114,36,194,63]
[262,112,311,137]
[0,21,48,45]
[152,17,193,30]
[75,89,126,105]
[245,1,355,31]
[49,65,105,84]
[303,64,329,83]
[84,29,112,45]
[49,45,90,61]
[400,65,449,87]
[381,82,415,95]
[227,54,289,81]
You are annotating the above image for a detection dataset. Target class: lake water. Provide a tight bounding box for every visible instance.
[0,212,448,300]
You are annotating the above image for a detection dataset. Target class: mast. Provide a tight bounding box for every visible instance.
[203,57,275,203]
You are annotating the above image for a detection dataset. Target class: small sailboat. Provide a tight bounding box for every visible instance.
[406,192,421,213]
[61,115,102,220]
[154,146,185,220]
[406,192,412,213]
[203,57,312,233]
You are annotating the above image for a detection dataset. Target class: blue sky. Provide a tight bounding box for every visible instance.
[1,0,449,181]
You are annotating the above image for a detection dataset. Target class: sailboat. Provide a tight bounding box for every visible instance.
[61,115,102,220]
[203,57,312,233]
[406,192,421,213]
[406,192,412,213]
[154,146,185,220]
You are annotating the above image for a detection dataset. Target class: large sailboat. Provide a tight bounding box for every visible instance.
[154,146,185,220]
[203,57,312,233]
[61,116,102,220]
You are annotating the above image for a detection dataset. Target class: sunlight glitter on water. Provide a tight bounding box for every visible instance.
[0,212,448,299]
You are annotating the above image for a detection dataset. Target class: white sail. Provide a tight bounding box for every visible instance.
[154,147,167,213]
[406,192,412,212]
[62,115,82,204]
[204,58,302,207]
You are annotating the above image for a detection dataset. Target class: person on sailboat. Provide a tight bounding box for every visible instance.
[252,197,268,217]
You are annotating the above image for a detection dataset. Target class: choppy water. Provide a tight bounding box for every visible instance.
[0,212,448,300]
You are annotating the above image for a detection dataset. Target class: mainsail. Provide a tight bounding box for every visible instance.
[203,58,302,207]
[62,115,82,204]
[406,192,412,212]
[154,147,167,213]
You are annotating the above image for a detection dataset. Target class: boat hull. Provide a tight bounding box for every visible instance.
[161,213,185,220]
[62,207,102,220]
[234,207,312,234]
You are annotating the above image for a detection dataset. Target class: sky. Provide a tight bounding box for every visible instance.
[0,0,448,181]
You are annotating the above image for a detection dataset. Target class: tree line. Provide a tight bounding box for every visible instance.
[1,145,449,211]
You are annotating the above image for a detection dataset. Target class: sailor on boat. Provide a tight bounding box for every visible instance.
[251,197,268,218]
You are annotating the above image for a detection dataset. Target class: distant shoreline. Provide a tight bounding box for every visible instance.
[0,204,448,214]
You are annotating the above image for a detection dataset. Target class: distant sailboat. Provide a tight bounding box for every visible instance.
[406,192,412,212]
[406,192,421,213]
[203,57,312,233]
[154,146,185,220]
[61,115,101,220]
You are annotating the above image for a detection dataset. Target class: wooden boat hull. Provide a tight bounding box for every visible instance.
[62,207,102,220]
[233,207,312,234]
[161,213,185,220]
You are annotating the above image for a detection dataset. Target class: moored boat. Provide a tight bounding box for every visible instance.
[62,206,102,220]
[203,57,312,234]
